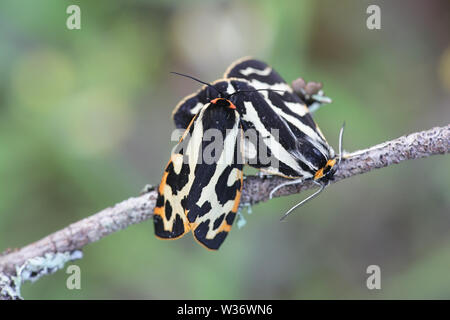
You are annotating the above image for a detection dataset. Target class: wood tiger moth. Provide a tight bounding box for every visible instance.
[155,57,343,249]
[172,58,344,220]
[154,95,244,250]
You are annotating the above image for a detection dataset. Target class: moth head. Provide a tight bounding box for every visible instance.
[210,98,236,110]
[313,158,336,182]
[313,122,345,183]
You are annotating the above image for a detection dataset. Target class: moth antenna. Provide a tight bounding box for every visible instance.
[270,123,344,220]
[337,121,345,167]
[170,72,223,97]
[280,181,325,221]
[269,178,303,199]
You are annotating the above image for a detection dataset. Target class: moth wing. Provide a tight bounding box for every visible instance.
[171,78,245,130]
[171,81,225,129]
[224,57,288,89]
[190,159,243,250]
[153,114,199,240]
[226,58,333,160]
[225,58,312,120]
[185,107,244,250]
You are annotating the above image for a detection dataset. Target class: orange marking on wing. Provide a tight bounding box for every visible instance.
[178,114,198,143]
[184,209,191,230]
[158,171,169,195]
[216,222,232,233]
[232,190,241,213]
[191,235,219,251]
[232,169,243,212]
[154,206,164,216]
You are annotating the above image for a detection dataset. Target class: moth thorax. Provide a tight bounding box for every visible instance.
[211,98,236,109]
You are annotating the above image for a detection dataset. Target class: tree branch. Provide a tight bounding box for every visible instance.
[1,124,449,299]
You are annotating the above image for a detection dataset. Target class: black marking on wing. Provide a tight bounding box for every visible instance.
[213,214,225,230]
[165,162,190,196]
[173,96,201,129]
[225,58,285,86]
[216,165,241,205]
[156,192,165,208]
[173,85,222,129]
[154,213,186,239]
[187,201,212,223]
[225,212,236,225]
[194,220,229,250]
[164,200,172,221]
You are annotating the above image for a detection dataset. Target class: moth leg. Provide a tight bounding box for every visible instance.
[269,178,304,199]
[280,182,325,221]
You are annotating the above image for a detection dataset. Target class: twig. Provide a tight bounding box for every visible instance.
[1,124,449,299]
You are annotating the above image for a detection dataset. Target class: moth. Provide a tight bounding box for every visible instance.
[154,58,343,250]
[154,95,244,250]
[172,58,344,220]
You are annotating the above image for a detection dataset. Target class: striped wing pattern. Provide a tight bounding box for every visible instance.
[172,77,333,179]
[154,101,243,250]
[156,57,337,249]
[224,57,335,164]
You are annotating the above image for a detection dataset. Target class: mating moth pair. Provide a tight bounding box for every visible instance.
[153,58,342,250]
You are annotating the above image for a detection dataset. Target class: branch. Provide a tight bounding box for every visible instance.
[1,124,449,299]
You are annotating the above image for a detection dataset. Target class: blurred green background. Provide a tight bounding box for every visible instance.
[1,0,449,299]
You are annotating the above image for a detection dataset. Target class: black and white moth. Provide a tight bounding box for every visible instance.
[173,78,317,178]
[173,58,341,188]
[154,97,244,250]
[173,58,343,218]
[155,57,342,249]
[226,58,339,183]
[223,58,344,216]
